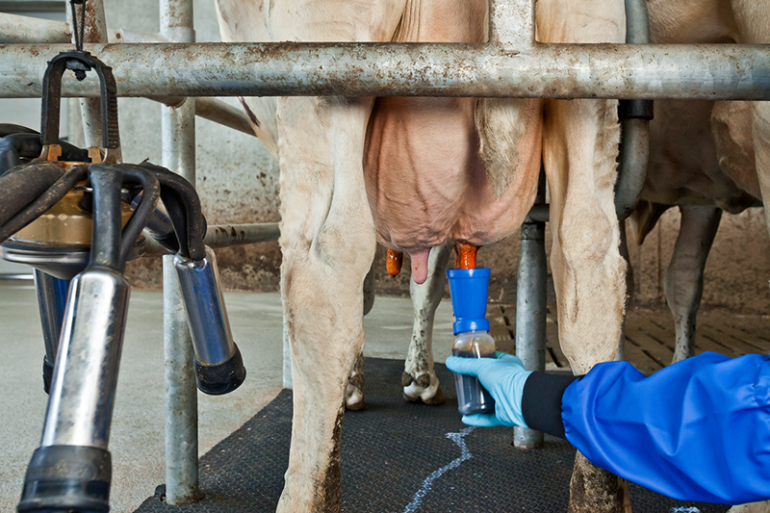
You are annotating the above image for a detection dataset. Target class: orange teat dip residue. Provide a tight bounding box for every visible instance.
[386,248,403,276]
[455,242,477,269]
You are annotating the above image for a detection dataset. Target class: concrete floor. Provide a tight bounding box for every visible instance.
[0,279,455,513]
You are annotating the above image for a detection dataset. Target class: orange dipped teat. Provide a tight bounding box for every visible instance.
[455,242,477,269]
[386,248,403,276]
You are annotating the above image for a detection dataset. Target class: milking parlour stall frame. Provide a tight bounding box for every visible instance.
[0,0,769,510]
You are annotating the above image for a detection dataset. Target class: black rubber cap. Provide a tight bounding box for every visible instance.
[195,344,247,396]
[18,445,111,513]
[618,99,654,121]
[42,356,54,395]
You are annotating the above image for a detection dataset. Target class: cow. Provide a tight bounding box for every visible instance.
[395,98,758,401]
[216,0,629,511]
[626,99,758,364]
[382,2,770,508]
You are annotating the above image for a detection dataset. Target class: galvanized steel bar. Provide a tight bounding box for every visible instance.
[142,223,281,256]
[624,0,650,45]
[203,222,280,248]
[614,0,652,221]
[527,203,549,223]
[0,42,769,99]
[0,12,71,43]
[0,14,255,138]
[115,95,256,138]
[0,12,164,44]
[161,0,199,505]
[513,173,547,450]
[162,255,199,505]
[615,117,650,220]
[489,0,535,47]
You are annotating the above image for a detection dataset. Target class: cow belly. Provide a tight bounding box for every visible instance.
[364,96,533,255]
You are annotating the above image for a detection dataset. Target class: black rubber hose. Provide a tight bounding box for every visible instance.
[111,165,161,267]
[0,124,38,138]
[0,134,41,175]
[0,162,66,226]
[0,164,88,244]
[135,200,180,254]
[0,134,91,177]
[87,166,123,271]
[138,162,206,260]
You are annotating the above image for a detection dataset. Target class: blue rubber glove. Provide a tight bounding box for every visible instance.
[445,352,532,428]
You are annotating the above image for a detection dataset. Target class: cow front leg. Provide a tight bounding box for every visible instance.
[275,96,376,513]
[543,98,630,513]
[402,241,452,405]
[665,205,721,363]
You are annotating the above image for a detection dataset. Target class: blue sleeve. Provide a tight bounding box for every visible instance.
[562,351,770,504]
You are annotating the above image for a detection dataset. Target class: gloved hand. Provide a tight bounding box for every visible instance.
[445,352,532,428]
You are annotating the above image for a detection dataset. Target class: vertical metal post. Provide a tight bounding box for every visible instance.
[33,269,71,393]
[161,0,198,504]
[489,0,535,48]
[163,256,199,504]
[514,171,547,449]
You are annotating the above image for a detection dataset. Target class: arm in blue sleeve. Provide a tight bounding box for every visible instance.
[562,351,770,504]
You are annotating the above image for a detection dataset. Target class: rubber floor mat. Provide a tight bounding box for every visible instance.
[134,357,730,513]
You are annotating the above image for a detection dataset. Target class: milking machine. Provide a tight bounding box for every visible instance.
[1,45,246,513]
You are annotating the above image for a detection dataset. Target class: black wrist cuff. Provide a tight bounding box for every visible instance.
[521,371,581,439]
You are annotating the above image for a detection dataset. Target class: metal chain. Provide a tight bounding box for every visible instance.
[69,0,87,52]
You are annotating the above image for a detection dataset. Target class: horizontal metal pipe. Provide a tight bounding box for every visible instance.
[0,43,769,100]
[0,13,71,44]
[191,98,255,137]
[0,15,254,138]
[142,222,281,256]
[0,12,122,44]
[203,223,280,247]
[0,13,163,45]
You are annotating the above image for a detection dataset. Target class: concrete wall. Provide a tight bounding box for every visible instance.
[86,1,770,314]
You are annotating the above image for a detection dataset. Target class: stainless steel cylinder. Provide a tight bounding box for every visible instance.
[40,268,130,449]
[33,269,70,394]
[174,245,246,395]
[174,246,235,364]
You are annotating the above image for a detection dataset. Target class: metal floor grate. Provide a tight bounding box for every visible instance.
[134,358,730,513]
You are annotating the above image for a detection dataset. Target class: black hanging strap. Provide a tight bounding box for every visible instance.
[69,0,87,55]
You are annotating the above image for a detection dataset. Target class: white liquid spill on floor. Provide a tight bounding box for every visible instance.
[671,508,701,513]
[400,426,476,513]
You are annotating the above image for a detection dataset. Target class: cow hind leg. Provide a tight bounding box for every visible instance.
[345,266,376,411]
[665,205,721,364]
[543,97,630,513]
[402,241,452,405]
[616,220,634,361]
[345,352,366,410]
[275,96,376,513]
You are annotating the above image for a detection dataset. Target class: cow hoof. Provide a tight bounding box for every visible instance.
[345,383,365,411]
[345,372,365,411]
[402,372,445,405]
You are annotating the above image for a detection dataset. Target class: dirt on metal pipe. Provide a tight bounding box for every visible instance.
[0,42,769,100]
